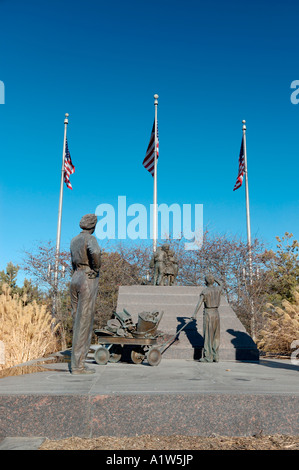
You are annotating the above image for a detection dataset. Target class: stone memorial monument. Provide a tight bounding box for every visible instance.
[70,214,101,375]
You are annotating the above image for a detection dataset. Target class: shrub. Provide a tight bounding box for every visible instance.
[257,286,299,354]
[0,284,60,370]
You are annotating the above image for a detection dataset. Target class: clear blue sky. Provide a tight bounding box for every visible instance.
[1,0,299,283]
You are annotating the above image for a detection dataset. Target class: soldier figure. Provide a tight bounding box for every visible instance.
[193,274,222,362]
[150,244,178,286]
[162,244,178,286]
[70,214,101,374]
[150,246,166,286]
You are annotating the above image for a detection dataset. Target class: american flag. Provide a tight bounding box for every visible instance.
[143,120,159,176]
[233,137,245,191]
[64,139,75,190]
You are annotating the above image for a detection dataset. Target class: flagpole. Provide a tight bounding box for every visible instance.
[53,112,69,317]
[242,119,255,339]
[243,120,251,248]
[153,94,159,252]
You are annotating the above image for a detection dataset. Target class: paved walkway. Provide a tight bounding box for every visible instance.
[0,355,298,395]
[0,356,298,446]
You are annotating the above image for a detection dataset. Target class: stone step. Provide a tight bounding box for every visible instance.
[116,285,259,362]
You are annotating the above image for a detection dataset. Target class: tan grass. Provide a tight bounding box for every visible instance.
[257,287,299,354]
[0,284,59,370]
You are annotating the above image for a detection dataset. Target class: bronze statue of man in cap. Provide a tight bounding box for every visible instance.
[193,274,222,362]
[70,214,101,374]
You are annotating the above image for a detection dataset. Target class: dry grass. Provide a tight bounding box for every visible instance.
[257,287,299,354]
[39,434,299,450]
[0,284,60,370]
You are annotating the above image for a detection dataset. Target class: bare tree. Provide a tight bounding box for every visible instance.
[22,241,72,348]
[22,240,71,292]
[23,231,296,345]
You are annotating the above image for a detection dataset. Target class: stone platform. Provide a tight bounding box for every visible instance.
[0,356,298,440]
[1,287,296,443]
[116,285,259,361]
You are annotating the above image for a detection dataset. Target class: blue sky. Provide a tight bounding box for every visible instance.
[1,0,299,283]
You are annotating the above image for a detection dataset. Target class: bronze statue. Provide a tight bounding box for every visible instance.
[150,244,178,286]
[70,214,101,374]
[193,274,222,362]
[162,244,178,286]
[150,246,166,285]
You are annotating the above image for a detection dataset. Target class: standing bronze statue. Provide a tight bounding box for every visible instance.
[193,274,222,362]
[70,214,101,374]
[162,244,178,286]
[150,244,178,286]
[150,246,166,286]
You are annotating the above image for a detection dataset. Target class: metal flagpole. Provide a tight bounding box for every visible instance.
[242,120,255,339]
[53,113,69,317]
[243,120,251,249]
[153,94,159,252]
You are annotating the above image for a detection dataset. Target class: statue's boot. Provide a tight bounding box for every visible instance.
[71,366,95,375]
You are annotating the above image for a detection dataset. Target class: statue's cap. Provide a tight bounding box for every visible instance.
[80,214,97,230]
[205,274,215,285]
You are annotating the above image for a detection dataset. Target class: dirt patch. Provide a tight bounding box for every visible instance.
[39,434,299,450]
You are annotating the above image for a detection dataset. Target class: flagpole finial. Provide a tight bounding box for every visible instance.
[64,113,69,124]
[154,94,159,104]
[242,119,246,130]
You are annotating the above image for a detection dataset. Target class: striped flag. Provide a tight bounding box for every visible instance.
[233,137,245,191]
[143,120,159,176]
[64,139,75,190]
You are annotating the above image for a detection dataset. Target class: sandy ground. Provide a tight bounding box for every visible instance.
[39,434,299,450]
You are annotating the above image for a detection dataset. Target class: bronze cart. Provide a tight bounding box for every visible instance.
[93,309,164,366]
[93,308,194,366]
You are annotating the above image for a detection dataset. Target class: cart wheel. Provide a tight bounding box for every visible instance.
[94,346,110,365]
[147,347,162,366]
[109,345,123,363]
[131,347,145,364]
